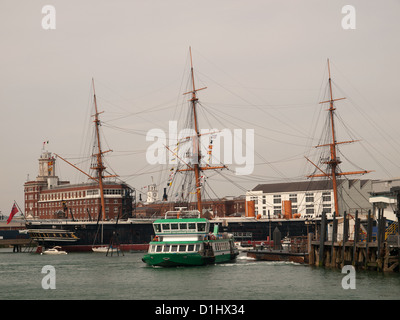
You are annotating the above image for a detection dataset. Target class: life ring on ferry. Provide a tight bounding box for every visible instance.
[153,236,159,242]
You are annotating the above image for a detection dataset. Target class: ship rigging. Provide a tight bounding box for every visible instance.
[174,47,227,214]
[305,59,372,216]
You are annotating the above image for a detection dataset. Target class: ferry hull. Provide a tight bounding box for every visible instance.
[142,252,237,267]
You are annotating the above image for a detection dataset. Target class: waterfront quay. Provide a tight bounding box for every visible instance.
[246,208,400,273]
[309,210,400,272]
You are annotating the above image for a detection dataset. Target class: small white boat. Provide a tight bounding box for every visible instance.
[92,246,111,253]
[43,246,67,255]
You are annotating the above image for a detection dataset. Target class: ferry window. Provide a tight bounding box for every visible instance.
[179,245,186,252]
[171,223,178,230]
[163,245,170,252]
[171,245,178,252]
[162,224,170,231]
[156,246,162,252]
[195,244,201,251]
[179,223,187,230]
[188,244,195,251]
[188,223,196,230]
[197,223,206,232]
[154,224,161,232]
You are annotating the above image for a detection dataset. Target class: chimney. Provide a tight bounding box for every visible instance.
[162,188,168,201]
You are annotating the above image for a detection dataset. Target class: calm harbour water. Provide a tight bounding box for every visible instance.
[0,248,399,300]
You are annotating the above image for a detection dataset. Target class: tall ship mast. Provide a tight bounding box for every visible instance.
[306,59,371,216]
[176,47,226,214]
[55,79,117,222]
[91,78,116,221]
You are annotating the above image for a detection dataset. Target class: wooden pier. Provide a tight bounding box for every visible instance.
[0,238,37,252]
[308,210,400,272]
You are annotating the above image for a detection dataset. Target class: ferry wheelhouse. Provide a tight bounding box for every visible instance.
[142,210,239,267]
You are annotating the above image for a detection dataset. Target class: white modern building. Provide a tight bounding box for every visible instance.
[246,180,372,219]
[369,178,400,222]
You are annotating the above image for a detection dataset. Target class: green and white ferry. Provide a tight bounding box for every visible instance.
[142,210,239,267]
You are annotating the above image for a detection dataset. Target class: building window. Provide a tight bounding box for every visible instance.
[273,195,281,204]
[323,204,331,213]
[306,204,314,214]
[306,193,314,203]
[273,206,281,215]
[322,192,331,202]
[289,194,297,203]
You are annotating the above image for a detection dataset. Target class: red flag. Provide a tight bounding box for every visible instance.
[7,204,18,224]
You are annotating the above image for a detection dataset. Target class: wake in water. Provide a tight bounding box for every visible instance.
[216,254,306,268]
[237,255,255,260]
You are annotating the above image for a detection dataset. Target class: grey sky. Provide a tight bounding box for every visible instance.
[1,1,399,216]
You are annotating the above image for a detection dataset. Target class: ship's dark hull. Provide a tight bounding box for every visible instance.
[26,219,155,252]
[219,218,319,242]
[26,217,323,252]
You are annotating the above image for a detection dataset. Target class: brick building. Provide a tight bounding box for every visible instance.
[24,150,133,220]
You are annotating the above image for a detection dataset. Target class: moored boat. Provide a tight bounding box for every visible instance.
[42,246,67,255]
[92,246,110,253]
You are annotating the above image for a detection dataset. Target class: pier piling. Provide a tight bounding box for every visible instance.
[309,210,400,272]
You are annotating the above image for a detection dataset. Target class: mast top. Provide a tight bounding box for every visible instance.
[307,59,371,216]
[183,47,207,101]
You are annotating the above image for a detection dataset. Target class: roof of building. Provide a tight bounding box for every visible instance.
[39,181,132,192]
[252,180,332,193]
[251,179,371,194]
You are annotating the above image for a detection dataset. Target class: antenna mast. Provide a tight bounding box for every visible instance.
[307,59,371,216]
